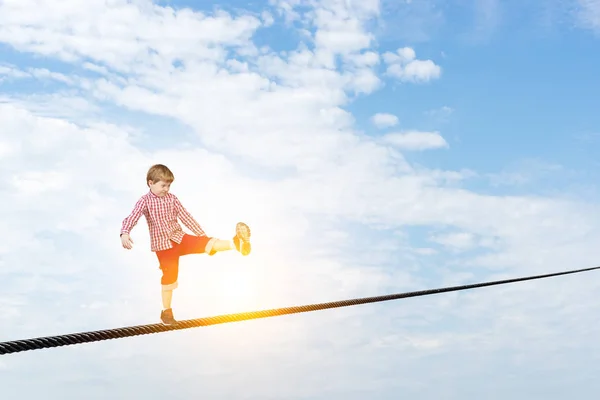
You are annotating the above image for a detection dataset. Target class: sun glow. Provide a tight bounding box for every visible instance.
[174,251,267,319]
[216,267,259,309]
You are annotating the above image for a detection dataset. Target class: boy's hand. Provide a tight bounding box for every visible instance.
[121,233,134,249]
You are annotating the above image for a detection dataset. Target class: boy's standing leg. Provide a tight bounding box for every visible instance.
[155,243,182,325]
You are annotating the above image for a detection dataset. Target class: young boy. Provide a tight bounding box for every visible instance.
[120,164,251,325]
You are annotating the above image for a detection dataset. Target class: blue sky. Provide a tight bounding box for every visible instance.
[1,0,600,399]
[4,0,598,194]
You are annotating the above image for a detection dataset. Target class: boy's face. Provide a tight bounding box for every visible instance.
[148,180,171,197]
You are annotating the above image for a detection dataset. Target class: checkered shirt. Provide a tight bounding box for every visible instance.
[120,191,206,252]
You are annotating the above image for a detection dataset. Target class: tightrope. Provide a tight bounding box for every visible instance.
[1,265,598,356]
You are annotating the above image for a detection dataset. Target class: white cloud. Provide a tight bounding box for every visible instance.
[261,10,275,27]
[425,105,453,121]
[0,92,101,122]
[0,63,73,84]
[380,130,448,150]
[371,112,399,128]
[577,0,600,31]
[487,159,565,187]
[0,64,28,79]
[383,46,442,83]
[0,0,599,399]
[430,231,476,252]
[470,0,502,41]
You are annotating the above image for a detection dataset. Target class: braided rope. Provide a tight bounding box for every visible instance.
[1,265,598,356]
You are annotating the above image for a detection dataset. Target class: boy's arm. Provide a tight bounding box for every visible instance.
[121,196,147,236]
[173,195,207,237]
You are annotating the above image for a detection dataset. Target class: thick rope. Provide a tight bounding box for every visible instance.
[1,265,599,356]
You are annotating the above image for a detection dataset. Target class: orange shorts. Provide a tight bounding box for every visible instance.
[155,234,213,290]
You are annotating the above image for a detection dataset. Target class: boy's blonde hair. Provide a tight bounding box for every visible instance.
[147,164,175,186]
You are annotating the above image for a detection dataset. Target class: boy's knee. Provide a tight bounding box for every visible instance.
[160,264,179,289]
[162,281,178,291]
[205,237,217,256]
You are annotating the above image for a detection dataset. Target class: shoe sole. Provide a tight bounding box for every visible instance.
[236,222,251,256]
[160,316,177,326]
[236,222,251,241]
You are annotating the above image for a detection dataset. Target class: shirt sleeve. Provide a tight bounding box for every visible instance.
[121,196,147,235]
[173,195,206,237]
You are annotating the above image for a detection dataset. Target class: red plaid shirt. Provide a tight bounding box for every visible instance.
[121,191,206,252]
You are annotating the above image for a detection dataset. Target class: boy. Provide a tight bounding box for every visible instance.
[120,164,251,325]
